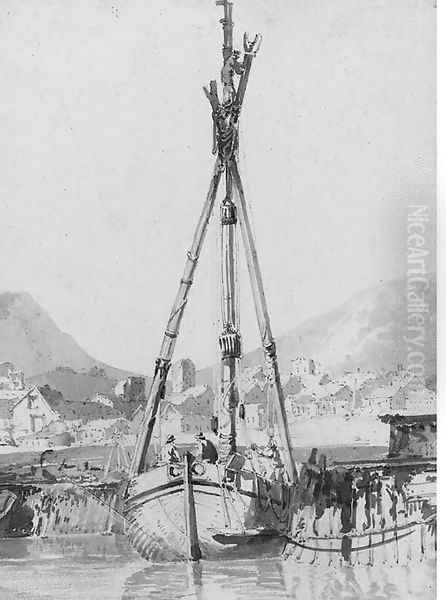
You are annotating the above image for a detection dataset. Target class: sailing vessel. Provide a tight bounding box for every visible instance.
[124,0,298,561]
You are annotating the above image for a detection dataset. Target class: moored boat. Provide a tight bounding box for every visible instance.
[124,1,299,561]
[125,457,293,561]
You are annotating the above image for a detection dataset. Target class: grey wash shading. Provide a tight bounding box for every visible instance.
[0,1,436,599]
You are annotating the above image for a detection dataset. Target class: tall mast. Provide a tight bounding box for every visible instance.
[219,165,240,455]
[215,0,241,455]
[131,1,297,482]
[205,2,296,479]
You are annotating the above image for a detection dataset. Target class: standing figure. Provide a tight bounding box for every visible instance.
[31,503,41,536]
[254,435,285,482]
[163,434,181,477]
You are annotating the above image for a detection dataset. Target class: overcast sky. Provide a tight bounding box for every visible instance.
[1,0,435,374]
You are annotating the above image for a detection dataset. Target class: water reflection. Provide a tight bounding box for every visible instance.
[0,535,435,600]
[122,556,436,600]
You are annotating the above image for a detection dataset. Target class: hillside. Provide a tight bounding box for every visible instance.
[197,277,436,384]
[1,277,435,399]
[0,292,136,380]
[28,367,118,403]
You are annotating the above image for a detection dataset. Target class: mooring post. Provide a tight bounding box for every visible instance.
[184,452,202,561]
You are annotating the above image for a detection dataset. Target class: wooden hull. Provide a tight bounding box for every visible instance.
[124,461,437,564]
[124,463,292,561]
[283,473,436,566]
[283,520,435,566]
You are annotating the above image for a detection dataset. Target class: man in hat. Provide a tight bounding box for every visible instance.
[164,434,181,466]
[195,432,218,465]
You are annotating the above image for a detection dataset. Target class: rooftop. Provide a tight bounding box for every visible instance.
[379,413,437,425]
[168,384,211,406]
[36,385,122,421]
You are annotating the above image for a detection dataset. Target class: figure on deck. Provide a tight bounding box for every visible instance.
[163,434,181,476]
[195,432,218,465]
[253,435,285,482]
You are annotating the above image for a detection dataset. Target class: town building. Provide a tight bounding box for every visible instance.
[12,384,124,445]
[161,384,214,435]
[285,392,317,419]
[180,414,212,434]
[291,355,323,377]
[80,416,131,446]
[0,389,24,432]
[171,358,196,393]
[314,395,336,417]
[283,375,304,398]
[242,381,268,406]
[168,384,214,414]
[13,386,59,438]
[239,365,268,390]
[319,373,332,385]
[0,367,25,391]
[244,403,266,430]
[331,385,354,415]
[390,385,436,414]
[160,403,183,433]
[0,367,29,436]
[363,384,396,414]
[406,388,436,413]
[19,420,75,451]
[0,362,15,378]
[114,376,146,403]
[91,393,115,408]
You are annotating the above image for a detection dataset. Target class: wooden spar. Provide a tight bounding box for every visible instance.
[219,165,241,455]
[230,159,298,484]
[234,33,262,114]
[216,0,234,63]
[184,452,202,561]
[129,162,223,477]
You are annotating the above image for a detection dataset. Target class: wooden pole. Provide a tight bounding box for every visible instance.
[184,452,202,561]
[230,160,298,483]
[129,162,222,477]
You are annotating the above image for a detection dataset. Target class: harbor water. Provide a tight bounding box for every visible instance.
[0,534,435,600]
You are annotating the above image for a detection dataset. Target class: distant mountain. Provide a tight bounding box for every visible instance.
[1,277,436,401]
[0,291,136,380]
[197,278,436,384]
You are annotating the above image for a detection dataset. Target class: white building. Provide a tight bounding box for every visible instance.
[364,384,396,414]
[406,389,436,413]
[13,385,124,444]
[13,386,58,437]
[245,403,265,430]
[285,392,317,419]
[168,384,214,417]
[390,386,437,415]
[91,393,114,408]
[291,355,323,378]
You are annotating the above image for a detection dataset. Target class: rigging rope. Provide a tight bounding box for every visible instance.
[224,481,246,532]
[235,205,240,331]
[216,463,231,529]
[270,483,291,524]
